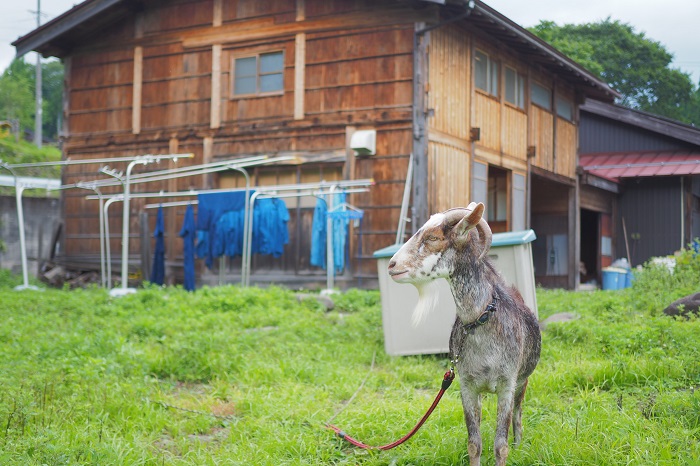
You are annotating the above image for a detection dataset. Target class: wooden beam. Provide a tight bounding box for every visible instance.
[210,44,222,129]
[213,0,222,27]
[294,33,305,121]
[132,46,143,135]
[412,24,429,228]
[296,0,305,21]
[62,56,71,138]
[182,7,426,49]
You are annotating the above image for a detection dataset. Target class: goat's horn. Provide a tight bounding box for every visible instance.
[442,207,471,227]
[476,217,492,260]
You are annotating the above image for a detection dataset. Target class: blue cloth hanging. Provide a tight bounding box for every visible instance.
[151,206,165,285]
[251,198,290,258]
[312,193,363,273]
[179,204,196,291]
[310,197,327,268]
[196,191,250,268]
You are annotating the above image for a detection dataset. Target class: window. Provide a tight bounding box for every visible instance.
[556,95,574,121]
[530,82,551,110]
[487,166,508,225]
[505,67,525,109]
[232,51,284,96]
[474,50,499,97]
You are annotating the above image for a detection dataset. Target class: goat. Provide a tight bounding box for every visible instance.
[388,202,541,466]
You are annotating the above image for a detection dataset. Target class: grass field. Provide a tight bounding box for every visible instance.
[0,253,699,465]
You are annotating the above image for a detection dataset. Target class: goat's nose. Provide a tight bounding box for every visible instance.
[388,260,396,269]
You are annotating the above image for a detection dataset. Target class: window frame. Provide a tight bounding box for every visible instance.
[556,94,575,122]
[474,49,499,98]
[504,66,526,109]
[530,81,552,111]
[231,50,285,98]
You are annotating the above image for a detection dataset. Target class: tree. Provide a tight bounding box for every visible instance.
[0,58,64,141]
[0,60,35,133]
[530,19,700,126]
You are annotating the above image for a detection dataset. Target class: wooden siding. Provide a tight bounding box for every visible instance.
[473,92,501,151]
[141,43,213,130]
[555,118,577,178]
[428,26,470,140]
[69,50,134,135]
[530,105,554,172]
[428,141,470,213]
[503,105,527,160]
[618,177,683,266]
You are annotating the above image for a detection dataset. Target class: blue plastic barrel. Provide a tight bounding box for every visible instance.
[602,269,619,290]
[625,271,633,288]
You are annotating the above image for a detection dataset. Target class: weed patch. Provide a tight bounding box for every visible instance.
[0,261,699,464]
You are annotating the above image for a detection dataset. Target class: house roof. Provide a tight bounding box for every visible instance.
[12,0,618,102]
[580,151,700,183]
[581,99,700,148]
[465,2,618,102]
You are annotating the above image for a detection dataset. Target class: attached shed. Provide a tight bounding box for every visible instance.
[579,100,700,283]
[13,0,617,289]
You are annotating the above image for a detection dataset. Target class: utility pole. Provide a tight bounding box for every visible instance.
[34,0,42,148]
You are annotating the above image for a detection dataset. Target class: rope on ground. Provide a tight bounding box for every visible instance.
[325,351,376,425]
[147,399,237,421]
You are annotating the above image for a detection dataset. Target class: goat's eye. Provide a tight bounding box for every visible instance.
[426,235,439,242]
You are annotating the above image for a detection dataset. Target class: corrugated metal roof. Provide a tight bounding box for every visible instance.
[580,151,700,182]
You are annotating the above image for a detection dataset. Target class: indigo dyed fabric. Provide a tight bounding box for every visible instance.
[151,206,165,285]
[251,198,290,258]
[179,204,196,291]
[196,191,250,268]
[310,197,327,268]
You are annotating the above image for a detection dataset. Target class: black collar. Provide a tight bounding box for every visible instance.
[462,295,498,335]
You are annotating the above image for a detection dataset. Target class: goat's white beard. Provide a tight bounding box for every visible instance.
[411,279,442,327]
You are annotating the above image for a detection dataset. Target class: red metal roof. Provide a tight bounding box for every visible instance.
[580,150,700,182]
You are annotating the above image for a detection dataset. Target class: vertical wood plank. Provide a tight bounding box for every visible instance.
[210,44,222,129]
[62,56,71,137]
[167,137,180,283]
[413,24,429,228]
[213,0,222,26]
[294,33,306,120]
[132,46,143,135]
[296,0,305,21]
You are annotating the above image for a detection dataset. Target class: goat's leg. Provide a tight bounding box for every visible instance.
[512,378,529,445]
[461,389,483,466]
[494,389,515,466]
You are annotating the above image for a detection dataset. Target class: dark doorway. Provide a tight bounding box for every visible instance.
[580,209,599,285]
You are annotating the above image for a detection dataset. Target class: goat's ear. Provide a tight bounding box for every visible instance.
[452,202,484,241]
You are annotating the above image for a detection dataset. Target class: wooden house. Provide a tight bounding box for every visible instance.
[13,0,617,289]
[578,100,700,284]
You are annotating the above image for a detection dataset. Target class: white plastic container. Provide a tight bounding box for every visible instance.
[373,229,538,356]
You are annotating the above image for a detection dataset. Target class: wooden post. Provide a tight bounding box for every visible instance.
[210,44,222,129]
[569,178,580,290]
[412,24,429,230]
[61,57,71,138]
[132,46,143,135]
[294,33,306,120]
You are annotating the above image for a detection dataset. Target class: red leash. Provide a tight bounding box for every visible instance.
[326,368,456,450]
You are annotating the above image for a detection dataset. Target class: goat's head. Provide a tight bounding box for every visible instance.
[388,202,492,284]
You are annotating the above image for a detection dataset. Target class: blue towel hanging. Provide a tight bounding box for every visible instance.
[151,206,165,285]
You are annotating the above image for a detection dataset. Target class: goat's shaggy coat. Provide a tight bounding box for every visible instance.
[388,203,541,466]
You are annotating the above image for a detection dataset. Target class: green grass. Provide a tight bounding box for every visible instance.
[0,256,699,465]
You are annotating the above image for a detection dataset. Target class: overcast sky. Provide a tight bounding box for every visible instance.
[1,0,699,84]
